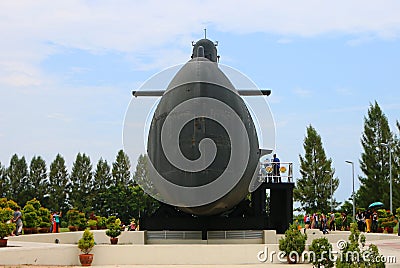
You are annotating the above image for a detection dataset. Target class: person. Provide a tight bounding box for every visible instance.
[365,209,372,233]
[53,211,61,233]
[304,214,311,233]
[321,213,328,234]
[341,212,347,230]
[372,211,378,233]
[49,212,54,233]
[314,213,319,229]
[128,219,136,231]
[272,154,281,183]
[13,207,23,236]
[329,212,335,231]
[356,211,365,231]
[361,211,366,231]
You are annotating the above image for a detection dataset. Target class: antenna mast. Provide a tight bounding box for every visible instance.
[204,28,207,39]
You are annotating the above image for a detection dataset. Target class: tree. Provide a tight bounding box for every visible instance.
[97,150,133,223]
[69,153,93,213]
[29,156,48,205]
[294,125,339,213]
[7,154,29,205]
[0,162,9,198]
[112,150,131,186]
[132,154,159,220]
[48,154,69,213]
[92,158,112,216]
[99,184,132,223]
[391,120,400,209]
[356,101,396,209]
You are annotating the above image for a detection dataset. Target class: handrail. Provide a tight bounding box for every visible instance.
[258,162,293,183]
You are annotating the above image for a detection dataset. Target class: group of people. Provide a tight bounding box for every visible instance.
[303,210,380,234]
[303,212,337,234]
[356,210,378,233]
[10,207,62,236]
[50,211,62,233]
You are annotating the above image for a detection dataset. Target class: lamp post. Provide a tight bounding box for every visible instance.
[325,170,333,212]
[345,160,355,221]
[381,143,393,213]
[330,174,333,212]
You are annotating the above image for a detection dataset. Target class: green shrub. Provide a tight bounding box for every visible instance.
[377,209,387,218]
[87,219,97,227]
[77,212,87,230]
[336,223,385,268]
[22,199,48,228]
[22,204,40,228]
[106,216,117,227]
[379,213,397,229]
[0,207,13,222]
[279,223,307,263]
[60,220,68,228]
[0,207,15,239]
[105,217,122,238]
[335,212,343,230]
[96,216,107,229]
[0,221,15,239]
[309,237,334,268]
[26,198,41,211]
[0,198,7,209]
[38,207,51,227]
[66,209,80,226]
[395,207,400,219]
[105,226,121,238]
[39,222,51,228]
[78,229,95,254]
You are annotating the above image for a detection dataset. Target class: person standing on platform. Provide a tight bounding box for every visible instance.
[272,154,281,183]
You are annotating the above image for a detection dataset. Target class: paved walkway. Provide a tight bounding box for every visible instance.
[2,232,400,267]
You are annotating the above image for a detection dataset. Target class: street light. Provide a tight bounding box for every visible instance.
[381,142,393,213]
[324,170,333,212]
[345,160,355,221]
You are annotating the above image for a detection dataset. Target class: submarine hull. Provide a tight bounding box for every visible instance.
[147,59,259,216]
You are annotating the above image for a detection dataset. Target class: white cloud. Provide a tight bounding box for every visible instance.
[336,87,353,96]
[293,88,312,97]
[1,0,400,83]
[277,38,293,44]
[47,113,73,122]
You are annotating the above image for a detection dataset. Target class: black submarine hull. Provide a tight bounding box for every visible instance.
[147,57,260,216]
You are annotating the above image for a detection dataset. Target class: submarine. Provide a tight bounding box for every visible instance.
[132,38,271,217]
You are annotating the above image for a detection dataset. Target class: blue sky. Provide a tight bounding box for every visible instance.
[1,1,400,206]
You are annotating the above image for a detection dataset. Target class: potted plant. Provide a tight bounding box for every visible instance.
[279,223,307,264]
[78,229,95,266]
[96,216,107,230]
[106,218,122,244]
[67,209,80,231]
[22,204,40,234]
[381,214,397,233]
[77,212,88,231]
[87,219,97,230]
[0,207,15,247]
[38,207,51,233]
